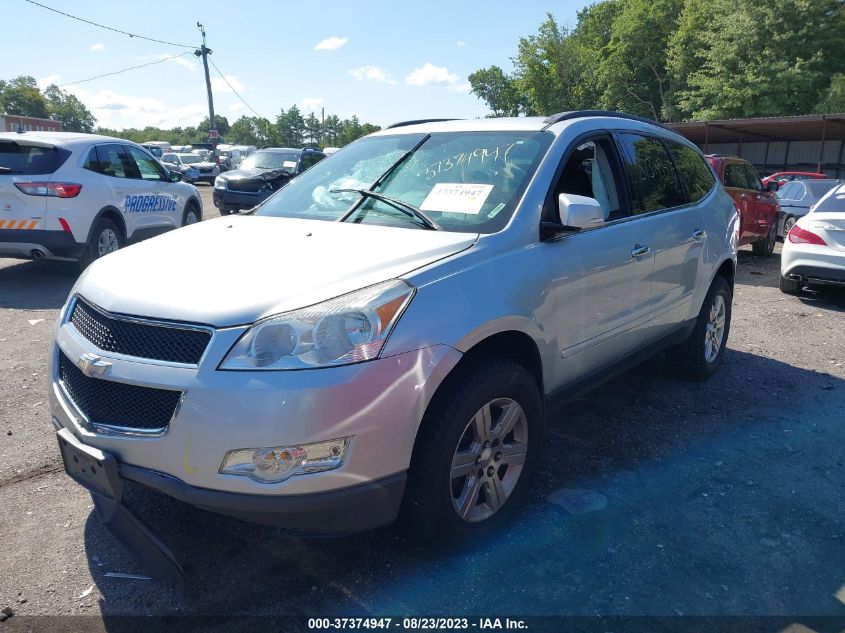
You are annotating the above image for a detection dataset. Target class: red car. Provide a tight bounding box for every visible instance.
[706,156,780,257]
[761,171,826,188]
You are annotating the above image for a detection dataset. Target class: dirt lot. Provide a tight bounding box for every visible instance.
[1,184,844,623]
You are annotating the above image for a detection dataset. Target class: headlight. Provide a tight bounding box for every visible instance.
[220,437,349,483]
[214,176,225,188]
[219,279,415,370]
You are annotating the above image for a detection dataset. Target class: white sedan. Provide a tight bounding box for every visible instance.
[780,182,845,294]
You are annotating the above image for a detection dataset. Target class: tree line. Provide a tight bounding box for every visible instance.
[469,0,845,122]
[1,75,380,148]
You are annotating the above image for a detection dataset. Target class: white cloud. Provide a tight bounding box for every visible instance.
[314,36,348,51]
[457,40,467,47]
[155,53,196,71]
[405,63,468,93]
[228,102,245,114]
[210,74,245,94]
[90,43,106,52]
[65,86,206,129]
[299,97,325,112]
[37,75,60,90]
[347,65,395,84]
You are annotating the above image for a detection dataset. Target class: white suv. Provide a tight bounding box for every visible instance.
[0,132,202,268]
[51,112,738,581]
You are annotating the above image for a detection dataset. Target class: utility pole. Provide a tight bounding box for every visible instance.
[195,23,217,154]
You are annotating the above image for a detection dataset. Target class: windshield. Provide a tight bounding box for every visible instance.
[255,131,552,233]
[241,152,300,171]
[179,154,202,165]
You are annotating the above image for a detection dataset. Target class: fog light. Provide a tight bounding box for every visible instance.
[219,437,349,483]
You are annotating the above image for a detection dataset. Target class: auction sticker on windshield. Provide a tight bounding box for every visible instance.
[420,183,494,214]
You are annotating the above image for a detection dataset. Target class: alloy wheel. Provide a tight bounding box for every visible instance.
[704,294,726,363]
[97,229,119,257]
[450,397,528,523]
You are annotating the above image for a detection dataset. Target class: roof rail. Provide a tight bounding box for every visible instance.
[386,118,460,129]
[542,110,666,130]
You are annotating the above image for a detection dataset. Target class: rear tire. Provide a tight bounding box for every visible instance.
[782,216,796,240]
[779,274,802,295]
[79,218,122,271]
[752,223,777,257]
[402,359,543,542]
[670,275,732,381]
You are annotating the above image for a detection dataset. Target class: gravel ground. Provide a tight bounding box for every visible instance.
[1,185,844,622]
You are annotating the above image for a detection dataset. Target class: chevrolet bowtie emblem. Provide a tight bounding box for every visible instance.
[78,353,111,377]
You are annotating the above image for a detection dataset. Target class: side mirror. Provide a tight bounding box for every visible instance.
[766,180,779,193]
[558,193,605,228]
[169,170,182,183]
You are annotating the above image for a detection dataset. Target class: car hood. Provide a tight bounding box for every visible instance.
[76,216,477,327]
[187,161,216,169]
[221,167,289,181]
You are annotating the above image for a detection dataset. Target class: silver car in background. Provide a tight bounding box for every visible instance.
[51,112,737,579]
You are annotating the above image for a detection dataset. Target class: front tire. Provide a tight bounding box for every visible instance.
[182,202,201,226]
[752,222,777,257]
[79,218,122,270]
[403,359,543,541]
[671,275,732,381]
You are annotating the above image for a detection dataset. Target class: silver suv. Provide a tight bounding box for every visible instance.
[51,112,737,573]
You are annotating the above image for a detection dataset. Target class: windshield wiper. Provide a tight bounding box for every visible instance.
[332,189,441,230]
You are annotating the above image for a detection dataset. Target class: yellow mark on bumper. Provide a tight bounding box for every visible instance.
[0,219,39,229]
[182,437,198,475]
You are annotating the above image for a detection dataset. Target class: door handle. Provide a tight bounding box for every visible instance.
[691,228,706,242]
[631,244,651,258]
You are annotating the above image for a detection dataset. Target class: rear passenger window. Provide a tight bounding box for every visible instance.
[743,164,763,191]
[723,163,747,189]
[665,141,715,203]
[617,133,685,214]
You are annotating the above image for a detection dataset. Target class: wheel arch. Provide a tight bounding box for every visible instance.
[713,257,735,292]
[86,206,127,243]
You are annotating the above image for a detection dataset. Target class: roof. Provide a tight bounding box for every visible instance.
[0,131,126,146]
[666,114,845,144]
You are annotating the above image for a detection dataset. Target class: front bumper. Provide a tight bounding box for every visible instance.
[213,185,271,211]
[50,311,462,498]
[0,229,84,259]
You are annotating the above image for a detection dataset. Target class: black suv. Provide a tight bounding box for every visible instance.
[212,147,326,214]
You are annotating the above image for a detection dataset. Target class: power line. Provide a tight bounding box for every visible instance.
[23,0,195,48]
[208,57,265,119]
[57,52,194,87]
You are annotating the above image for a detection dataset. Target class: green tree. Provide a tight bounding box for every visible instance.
[468,66,524,117]
[228,115,273,146]
[42,84,95,132]
[0,76,49,118]
[816,74,845,114]
[275,106,305,147]
[198,114,230,137]
[303,112,323,146]
[596,0,683,120]
[667,0,845,119]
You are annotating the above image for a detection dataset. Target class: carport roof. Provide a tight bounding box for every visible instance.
[666,113,845,144]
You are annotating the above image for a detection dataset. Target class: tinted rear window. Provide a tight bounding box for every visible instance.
[806,180,839,198]
[665,140,715,204]
[0,141,69,175]
[814,186,845,213]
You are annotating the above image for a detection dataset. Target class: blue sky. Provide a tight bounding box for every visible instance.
[5,1,585,130]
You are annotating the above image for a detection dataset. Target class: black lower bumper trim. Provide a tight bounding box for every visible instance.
[121,464,407,534]
[0,229,84,258]
[784,265,845,286]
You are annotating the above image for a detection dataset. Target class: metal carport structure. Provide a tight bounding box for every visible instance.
[666,114,845,178]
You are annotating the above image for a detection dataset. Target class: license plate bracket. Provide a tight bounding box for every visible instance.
[57,427,124,501]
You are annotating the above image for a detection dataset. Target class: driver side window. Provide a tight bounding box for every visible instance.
[127,146,167,181]
[552,137,625,222]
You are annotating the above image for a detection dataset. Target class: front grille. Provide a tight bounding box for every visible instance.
[58,353,182,431]
[70,298,211,364]
[227,179,263,193]
[198,167,213,173]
